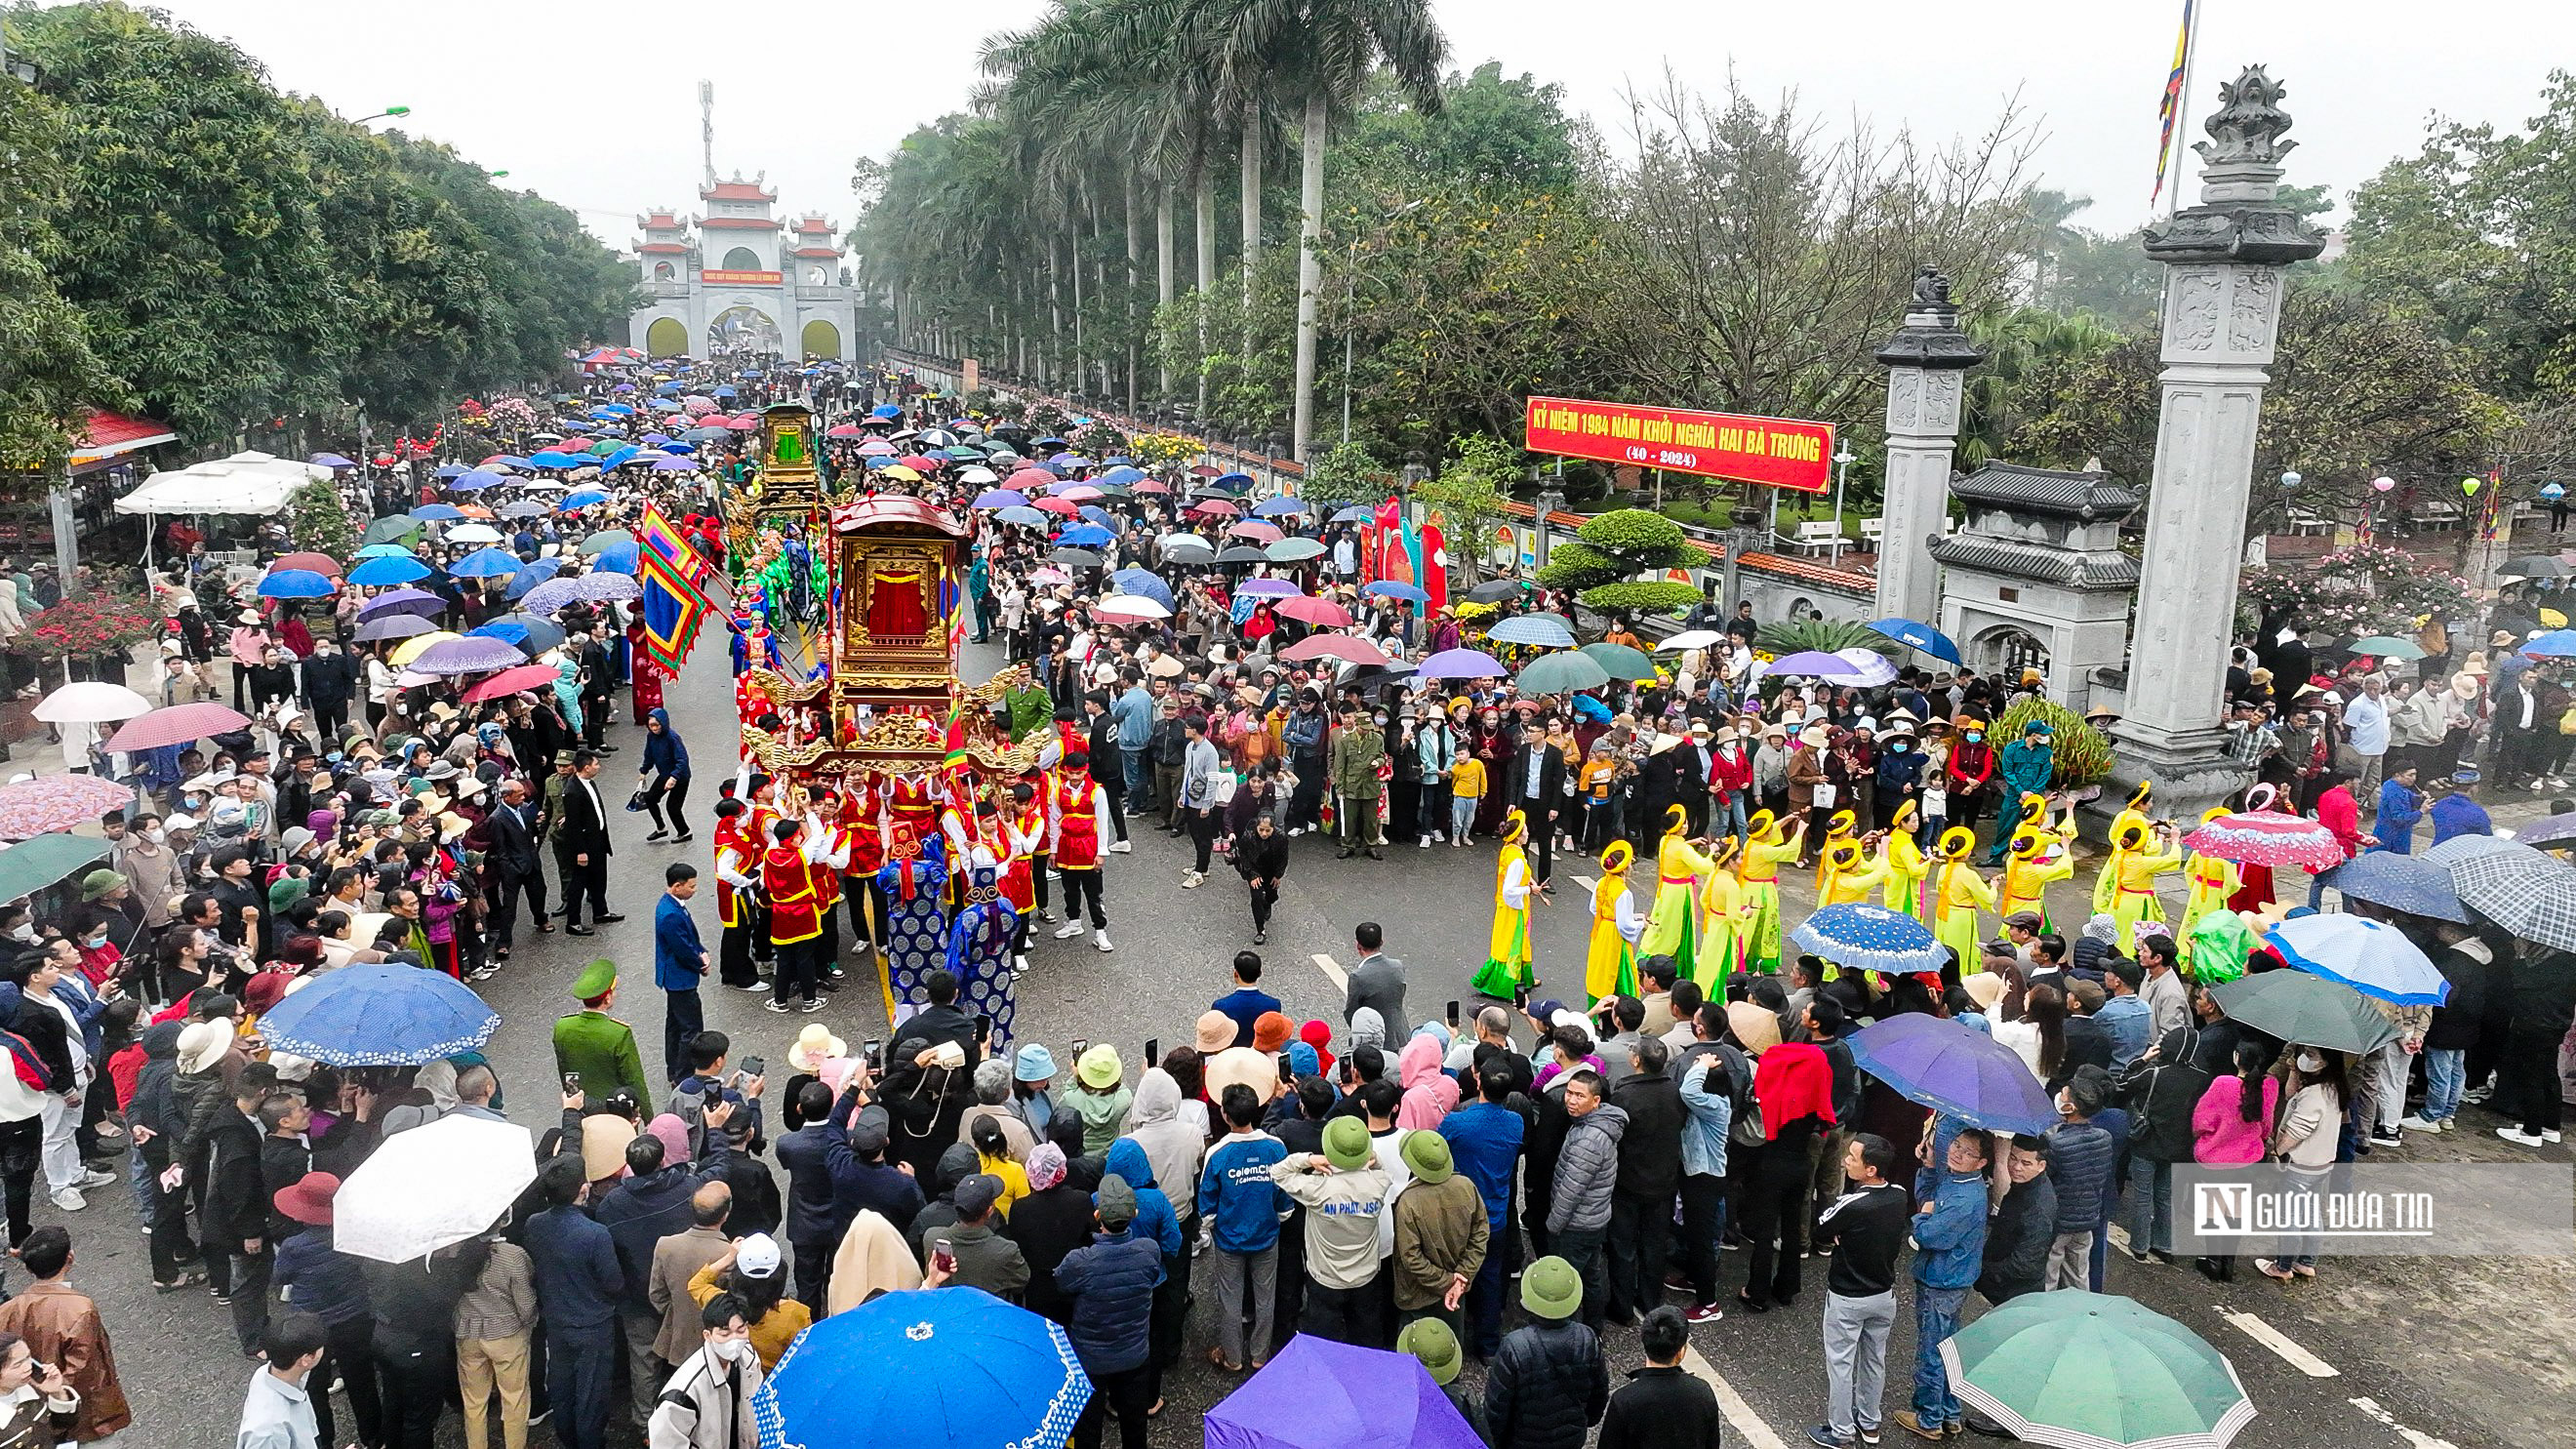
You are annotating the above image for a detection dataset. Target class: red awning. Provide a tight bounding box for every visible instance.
[69,410,177,471]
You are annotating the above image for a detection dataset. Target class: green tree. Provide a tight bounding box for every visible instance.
[1409,432,1513,584]
[1296,439,1390,511]
[0,39,120,473]
[1536,508,1700,617]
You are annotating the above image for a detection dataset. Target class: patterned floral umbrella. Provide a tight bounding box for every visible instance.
[2179,811,2348,870]
[0,774,135,842]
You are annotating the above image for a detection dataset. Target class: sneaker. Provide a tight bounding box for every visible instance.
[2461,1085,2493,1105]
[2397,1114,2444,1133]
[2368,1129,2404,1147]
[730,980,771,992]
[1109,840,1133,854]
[1053,922,1084,940]
[1888,1411,1947,1442]
[1094,930,1114,952]
[801,997,826,1013]
[2497,1126,2551,1147]
[48,1189,83,1212]
[1013,955,1030,976]
[1287,826,1305,837]
[645,830,669,843]
[76,1168,115,1189]
[1182,870,1204,889]
[2253,1258,2297,1281]
[2548,1129,2565,1145]
[468,965,501,983]
[1039,909,1058,923]
[1861,1429,1882,1446]
[1253,930,1267,945]
[1683,1304,1725,1324]
[1419,837,1431,849]
[1807,1429,1854,1449]
[762,999,792,1014]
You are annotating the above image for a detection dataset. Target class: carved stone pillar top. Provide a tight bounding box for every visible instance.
[2143,67,2328,266]
[1874,267,1986,371]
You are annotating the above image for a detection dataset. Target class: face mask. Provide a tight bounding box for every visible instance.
[1890,741,1909,753]
[7,925,31,944]
[2295,1051,2323,1074]
[85,934,107,949]
[1964,733,1983,744]
[142,828,164,844]
[710,1337,750,1364]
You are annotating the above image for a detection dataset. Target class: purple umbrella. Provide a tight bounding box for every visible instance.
[1846,1013,2055,1135]
[353,614,436,643]
[571,572,641,603]
[1234,578,1301,598]
[1765,649,1872,680]
[406,635,529,676]
[517,578,583,615]
[356,588,446,620]
[651,456,698,471]
[1416,648,1508,681]
[1204,1336,1481,1449]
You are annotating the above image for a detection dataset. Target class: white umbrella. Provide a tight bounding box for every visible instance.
[31,681,152,724]
[1657,629,1724,652]
[446,523,504,545]
[334,1113,536,1263]
[1096,595,1174,621]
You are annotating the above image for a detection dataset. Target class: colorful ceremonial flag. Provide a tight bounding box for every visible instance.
[2152,0,2196,204]
[636,503,717,670]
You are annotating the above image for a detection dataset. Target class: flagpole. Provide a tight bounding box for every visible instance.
[2168,0,2202,221]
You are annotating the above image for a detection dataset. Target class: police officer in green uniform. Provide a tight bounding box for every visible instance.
[552,958,652,1107]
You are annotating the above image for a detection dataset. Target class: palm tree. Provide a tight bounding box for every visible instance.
[1217,0,1448,460]
[2021,187,2091,308]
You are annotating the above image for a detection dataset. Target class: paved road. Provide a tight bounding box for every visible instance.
[75,634,2561,1448]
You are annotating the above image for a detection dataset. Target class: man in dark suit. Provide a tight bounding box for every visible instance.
[556,749,621,935]
[1504,723,1567,888]
[577,632,617,751]
[486,775,549,960]
[1678,722,1717,837]
[296,635,359,743]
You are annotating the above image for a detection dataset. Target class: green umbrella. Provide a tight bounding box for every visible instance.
[587,440,623,457]
[2210,968,2398,1054]
[1579,641,1658,681]
[360,515,423,546]
[579,529,637,555]
[1516,651,1612,695]
[2347,635,2426,660]
[0,834,110,904]
[1943,1290,2257,1449]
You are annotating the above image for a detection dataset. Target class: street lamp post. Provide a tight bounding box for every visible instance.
[1827,444,1859,566]
[353,105,412,124]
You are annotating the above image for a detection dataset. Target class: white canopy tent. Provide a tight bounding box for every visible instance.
[115,450,332,517]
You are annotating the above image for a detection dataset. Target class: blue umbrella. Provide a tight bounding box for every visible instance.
[2268,914,2449,1006]
[1486,614,1578,648]
[2524,629,2576,658]
[660,440,697,455]
[870,404,903,419]
[357,588,444,620]
[254,963,501,1066]
[1254,497,1308,518]
[1057,524,1114,548]
[589,543,640,575]
[1214,471,1255,490]
[1791,903,1948,974]
[432,463,467,480]
[753,1287,1089,1449]
[1363,581,1430,604]
[712,385,737,397]
[2318,851,2469,923]
[1848,1014,2057,1136]
[1098,465,1147,486]
[1109,568,1174,610]
[309,452,357,470]
[489,455,533,468]
[598,446,640,471]
[997,506,1050,528]
[1075,505,1114,526]
[558,490,611,512]
[1331,505,1375,523]
[503,557,564,601]
[353,543,416,560]
[1866,617,1962,665]
[447,546,522,579]
[410,503,465,522]
[447,469,507,492]
[257,569,337,599]
[346,556,432,587]
[973,489,1028,509]
[496,613,566,654]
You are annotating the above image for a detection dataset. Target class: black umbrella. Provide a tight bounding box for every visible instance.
[2500,555,2567,580]
[1216,545,1269,565]
[1051,546,1103,568]
[1466,579,1531,604]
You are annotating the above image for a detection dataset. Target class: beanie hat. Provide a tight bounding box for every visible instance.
[1520,1255,1583,1319]
[1321,1115,1373,1171]
[1094,1173,1138,1228]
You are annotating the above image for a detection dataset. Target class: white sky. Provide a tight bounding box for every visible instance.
[150,0,2575,243]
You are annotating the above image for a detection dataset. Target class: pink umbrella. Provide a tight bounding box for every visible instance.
[463,664,566,703]
[1028,566,1072,586]
[1191,500,1241,518]
[0,775,135,842]
[270,551,342,577]
[1228,521,1284,543]
[2181,811,2349,869]
[1005,467,1058,492]
[857,439,896,456]
[825,423,864,439]
[1031,496,1079,515]
[106,703,253,753]
[1279,633,1388,665]
[1274,596,1353,626]
[1056,485,1103,503]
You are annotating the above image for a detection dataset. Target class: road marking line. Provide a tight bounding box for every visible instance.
[1309,952,1348,990]
[1683,1347,1789,1449]
[2219,1308,2339,1377]
[2347,1396,2458,1449]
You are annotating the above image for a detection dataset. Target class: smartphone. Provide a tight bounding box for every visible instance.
[1278,1054,1296,1082]
[735,1055,765,1082]
[1144,1037,1160,1069]
[863,1038,884,1072]
[931,1240,957,1274]
[562,1072,581,1095]
[1071,1037,1089,1060]
[1511,984,1528,1010]
[1445,999,1461,1028]
[975,1015,992,1044]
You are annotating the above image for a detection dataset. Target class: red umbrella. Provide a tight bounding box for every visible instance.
[272,551,342,577]
[2180,811,2349,869]
[825,423,864,439]
[1279,633,1387,665]
[1227,520,1283,543]
[1188,464,1222,477]
[1274,596,1353,626]
[897,455,944,471]
[463,664,566,703]
[1031,496,1079,515]
[1133,480,1172,495]
[106,703,253,753]
[1191,500,1241,518]
[1005,467,1057,492]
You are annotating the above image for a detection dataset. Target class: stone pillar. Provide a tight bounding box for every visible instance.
[1872,268,1982,624]
[2111,66,2325,811]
